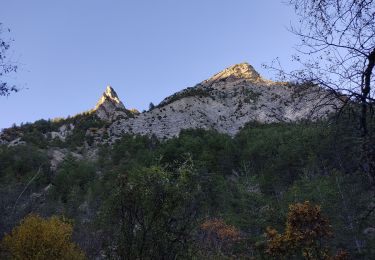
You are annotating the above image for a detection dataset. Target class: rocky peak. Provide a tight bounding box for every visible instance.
[94,86,128,121]
[205,63,262,85]
[95,85,125,110]
[106,62,340,140]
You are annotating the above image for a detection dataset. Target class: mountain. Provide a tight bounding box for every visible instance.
[0,62,340,146]
[105,62,339,140]
[2,63,373,260]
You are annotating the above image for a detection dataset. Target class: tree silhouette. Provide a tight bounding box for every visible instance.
[268,0,375,184]
[0,23,18,96]
[285,0,375,136]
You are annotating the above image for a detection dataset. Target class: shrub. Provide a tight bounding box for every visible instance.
[265,201,349,259]
[1,214,85,260]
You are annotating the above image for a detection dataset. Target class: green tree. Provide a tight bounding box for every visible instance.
[104,162,202,259]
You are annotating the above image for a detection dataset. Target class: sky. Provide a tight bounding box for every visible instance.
[0,0,299,129]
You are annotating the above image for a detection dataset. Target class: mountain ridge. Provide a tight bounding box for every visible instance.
[102,63,340,140]
[1,62,342,146]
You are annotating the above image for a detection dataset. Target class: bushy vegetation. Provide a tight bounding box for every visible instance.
[1,112,107,149]
[102,163,202,259]
[1,214,85,260]
[265,201,348,259]
[1,117,375,259]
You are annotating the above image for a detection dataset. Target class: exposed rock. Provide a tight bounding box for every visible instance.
[49,123,75,142]
[7,137,26,147]
[107,63,341,140]
[49,149,66,171]
[48,148,83,171]
[203,62,264,85]
[0,62,343,147]
[93,85,131,121]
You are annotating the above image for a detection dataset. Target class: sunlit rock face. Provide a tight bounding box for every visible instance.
[106,63,341,140]
[95,86,124,109]
[0,62,342,147]
[205,62,262,84]
[94,86,129,121]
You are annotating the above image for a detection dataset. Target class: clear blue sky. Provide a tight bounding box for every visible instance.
[0,0,299,129]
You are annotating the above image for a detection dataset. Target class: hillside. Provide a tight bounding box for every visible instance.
[2,63,374,259]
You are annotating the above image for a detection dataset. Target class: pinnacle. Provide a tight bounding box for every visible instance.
[104,85,120,101]
[95,85,125,110]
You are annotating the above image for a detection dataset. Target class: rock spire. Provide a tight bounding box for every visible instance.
[94,85,127,121]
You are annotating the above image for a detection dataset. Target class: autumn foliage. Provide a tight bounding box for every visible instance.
[200,218,241,256]
[265,201,349,260]
[1,214,85,260]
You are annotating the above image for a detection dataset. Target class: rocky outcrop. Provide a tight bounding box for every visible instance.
[7,137,26,147]
[106,63,341,140]
[93,86,132,121]
[48,148,83,171]
[48,123,75,142]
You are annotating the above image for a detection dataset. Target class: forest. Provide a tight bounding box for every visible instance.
[0,112,374,259]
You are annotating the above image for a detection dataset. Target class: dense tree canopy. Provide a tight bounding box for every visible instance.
[1,117,375,259]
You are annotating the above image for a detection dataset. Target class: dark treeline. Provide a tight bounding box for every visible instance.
[1,114,375,259]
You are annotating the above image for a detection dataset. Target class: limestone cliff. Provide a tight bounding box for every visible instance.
[106,63,341,140]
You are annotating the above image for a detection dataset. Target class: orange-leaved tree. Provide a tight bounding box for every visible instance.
[200,218,241,257]
[265,201,349,260]
[1,214,85,260]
